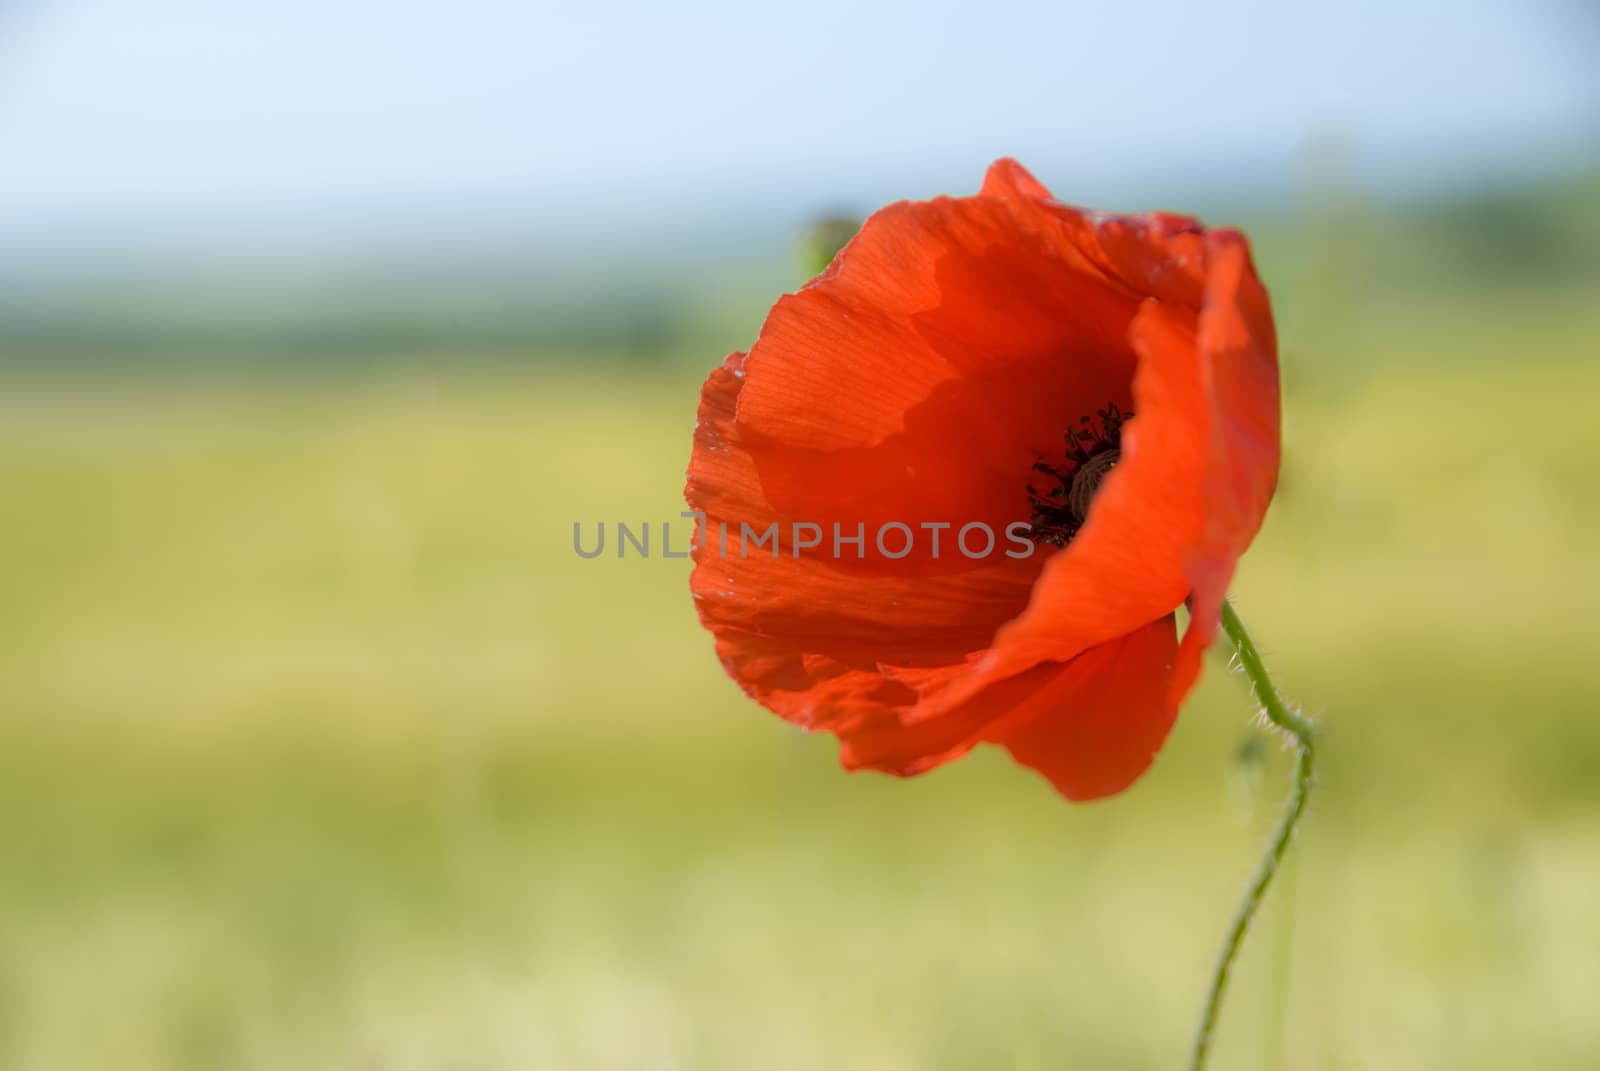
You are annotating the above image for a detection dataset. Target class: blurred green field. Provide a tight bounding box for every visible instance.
[2,288,1599,1069]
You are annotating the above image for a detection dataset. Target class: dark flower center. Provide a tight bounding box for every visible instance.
[1026,403,1129,546]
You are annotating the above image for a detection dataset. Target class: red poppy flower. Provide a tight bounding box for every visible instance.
[685,159,1279,801]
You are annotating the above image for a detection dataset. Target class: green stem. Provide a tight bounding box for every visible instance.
[1188,600,1316,1071]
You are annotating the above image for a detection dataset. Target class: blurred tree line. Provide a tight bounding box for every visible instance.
[1,168,1596,372]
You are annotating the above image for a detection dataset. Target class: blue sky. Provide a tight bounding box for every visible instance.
[0,0,1594,255]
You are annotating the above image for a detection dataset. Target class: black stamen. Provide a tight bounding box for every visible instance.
[1027,403,1131,546]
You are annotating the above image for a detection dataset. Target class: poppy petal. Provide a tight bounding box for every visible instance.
[734,190,1144,571]
[1171,230,1281,704]
[901,225,1279,723]
[688,352,1040,733]
[904,297,1207,716]
[980,157,1210,311]
[835,613,1176,801]
[983,613,1179,801]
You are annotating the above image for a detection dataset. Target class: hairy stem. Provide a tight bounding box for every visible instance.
[1188,600,1316,1071]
